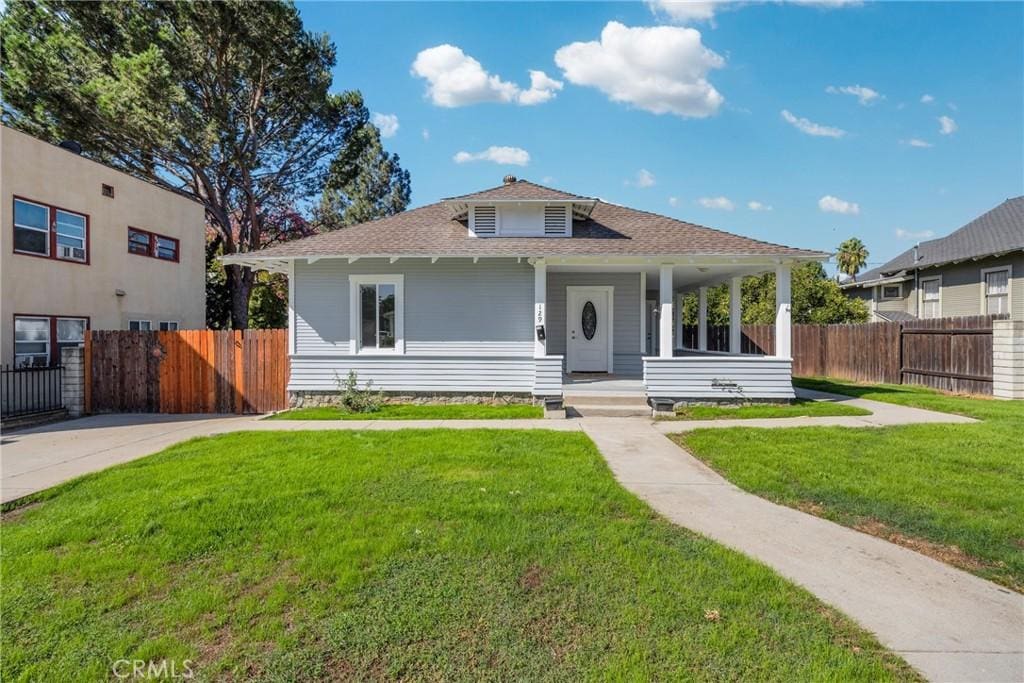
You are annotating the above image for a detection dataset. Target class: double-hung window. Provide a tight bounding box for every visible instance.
[920,277,941,318]
[982,267,1010,315]
[128,227,179,262]
[349,275,404,354]
[13,315,88,367]
[13,198,88,262]
[159,321,179,331]
[128,320,152,331]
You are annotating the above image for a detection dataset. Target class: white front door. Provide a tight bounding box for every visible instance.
[567,287,611,372]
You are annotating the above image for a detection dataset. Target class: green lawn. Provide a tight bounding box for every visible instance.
[678,378,1024,590]
[1,430,914,681]
[668,398,870,421]
[268,403,543,420]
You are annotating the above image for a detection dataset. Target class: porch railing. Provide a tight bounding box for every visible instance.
[1,364,65,419]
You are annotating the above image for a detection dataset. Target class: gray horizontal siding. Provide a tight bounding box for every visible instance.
[533,356,564,396]
[644,356,794,399]
[293,257,534,355]
[290,356,536,393]
[546,272,642,364]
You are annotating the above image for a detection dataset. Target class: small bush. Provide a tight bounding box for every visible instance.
[334,370,384,413]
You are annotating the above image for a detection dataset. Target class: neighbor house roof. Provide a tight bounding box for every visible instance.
[844,196,1024,288]
[228,179,827,264]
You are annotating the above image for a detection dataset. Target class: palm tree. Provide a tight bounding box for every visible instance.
[836,237,869,282]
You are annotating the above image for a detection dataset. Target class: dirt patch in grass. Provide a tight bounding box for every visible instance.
[0,500,42,523]
[518,564,546,592]
[853,518,996,575]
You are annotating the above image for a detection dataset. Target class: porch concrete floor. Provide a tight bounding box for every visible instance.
[562,373,645,395]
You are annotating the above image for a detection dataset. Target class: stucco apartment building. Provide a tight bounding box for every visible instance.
[1,126,205,367]
[842,197,1023,322]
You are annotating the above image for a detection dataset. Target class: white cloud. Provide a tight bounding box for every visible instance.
[668,196,680,207]
[938,115,957,135]
[747,200,773,211]
[421,128,430,141]
[920,94,935,104]
[542,176,556,184]
[902,138,933,148]
[895,228,935,240]
[818,195,860,215]
[825,84,882,105]
[554,21,725,118]
[371,113,399,138]
[781,109,846,138]
[626,169,657,188]
[698,196,735,210]
[411,44,561,107]
[646,0,719,23]
[452,146,530,166]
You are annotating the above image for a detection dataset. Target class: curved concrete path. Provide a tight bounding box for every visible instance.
[583,418,1023,683]
[2,396,1020,681]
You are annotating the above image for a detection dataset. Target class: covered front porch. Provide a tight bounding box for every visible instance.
[531,257,797,404]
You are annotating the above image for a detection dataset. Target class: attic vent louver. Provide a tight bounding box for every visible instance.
[543,205,569,236]
[471,205,497,236]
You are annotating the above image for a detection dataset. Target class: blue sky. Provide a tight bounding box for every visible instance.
[297,1,1023,269]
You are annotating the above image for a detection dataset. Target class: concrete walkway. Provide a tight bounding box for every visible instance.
[582,418,1023,683]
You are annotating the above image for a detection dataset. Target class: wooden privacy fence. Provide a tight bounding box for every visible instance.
[682,314,1005,395]
[85,329,288,414]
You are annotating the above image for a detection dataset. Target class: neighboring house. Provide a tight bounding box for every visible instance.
[225,176,826,406]
[842,197,1023,322]
[1,126,206,368]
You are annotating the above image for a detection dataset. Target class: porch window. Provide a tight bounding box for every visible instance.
[920,277,941,318]
[349,275,404,354]
[983,268,1009,315]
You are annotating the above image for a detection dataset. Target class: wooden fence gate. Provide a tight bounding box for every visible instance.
[85,330,288,414]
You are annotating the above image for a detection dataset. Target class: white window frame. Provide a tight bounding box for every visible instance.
[919,275,942,319]
[880,283,903,300]
[980,266,1011,316]
[13,198,51,257]
[128,320,152,331]
[14,316,51,367]
[158,321,180,331]
[348,274,404,355]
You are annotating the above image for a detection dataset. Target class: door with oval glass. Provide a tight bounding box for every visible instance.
[566,286,612,372]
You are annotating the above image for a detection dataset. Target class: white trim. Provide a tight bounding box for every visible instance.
[287,260,296,355]
[880,282,903,300]
[980,265,1012,316]
[347,274,405,355]
[919,274,942,319]
[533,259,547,358]
[565,285,614,373]
[774,264,792,359]
[659,264,674,358]
[638,271,646,352]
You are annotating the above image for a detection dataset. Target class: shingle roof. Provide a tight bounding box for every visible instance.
[240,180,826,260]
[858,196,1024,282]
[444,180,594,202]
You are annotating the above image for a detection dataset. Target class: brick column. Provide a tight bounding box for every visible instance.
[61,346,85,417]
[993,319,1024,400]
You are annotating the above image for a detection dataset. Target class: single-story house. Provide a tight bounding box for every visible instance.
[842,196,1023,322]
[224,177,827,408]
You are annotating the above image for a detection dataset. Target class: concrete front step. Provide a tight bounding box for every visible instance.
[567,404,652,418]
[562,394,649,407]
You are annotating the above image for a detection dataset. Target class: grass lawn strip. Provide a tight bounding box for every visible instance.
[668,398,870,421]
[678,378,1024,590]
[269,403,543,420]
[2,429,915,680]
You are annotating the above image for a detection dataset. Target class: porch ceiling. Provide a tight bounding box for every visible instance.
[546,262,779,289]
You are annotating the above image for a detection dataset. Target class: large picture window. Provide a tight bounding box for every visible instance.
[349,275,404,354]
[13,197,88,263]
[982,267,1010,315]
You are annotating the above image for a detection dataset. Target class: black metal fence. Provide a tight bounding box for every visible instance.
[1,364,64,419]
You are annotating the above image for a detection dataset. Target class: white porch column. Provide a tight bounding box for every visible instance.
[775,264,792,358]
[675,293,684,348]
[729,276,742,354]
[533,259,546,357]
[698,286,708,351]
[659,264,674,358]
